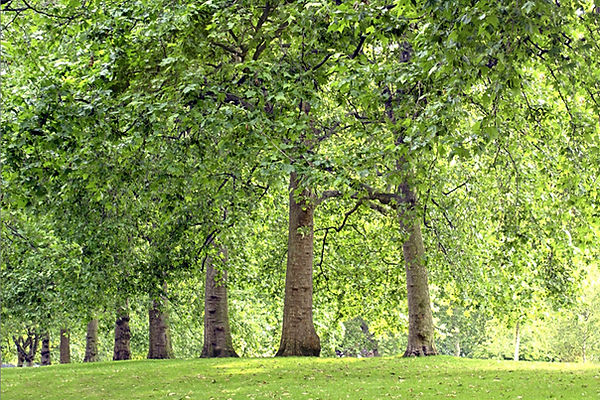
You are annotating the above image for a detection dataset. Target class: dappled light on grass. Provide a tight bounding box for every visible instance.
[2,356,599,399]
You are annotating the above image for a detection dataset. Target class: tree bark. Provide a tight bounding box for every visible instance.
[14,331,39,367]
[148,292,174,359]
[514,321,520,361]
[113,309,132,361]
[40,332,51,366]
[276,173,320,357]
[83,319,99,362]
[201,246,238,358]
[385,78,436,357]
[401,214,437,357]
[60,329,71,364]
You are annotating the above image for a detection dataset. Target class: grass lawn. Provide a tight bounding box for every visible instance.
[1,355,599,399]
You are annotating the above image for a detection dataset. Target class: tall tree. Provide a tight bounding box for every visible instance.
[201,246,238,358]
[148,286,174,359]
[276,173,320,356]
[83,319,99,362]
[59,329,70,364]
[113,307,131,361]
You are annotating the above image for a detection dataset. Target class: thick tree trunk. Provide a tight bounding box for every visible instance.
[201,247,238,358]
[113,309,131,361]
[401,215,437,357]
[514,321,520,361]
[40,332,51,366]
[83,319,99,362]
[148,293,174,359]
[60,329,71,364]
[276,173,320,357]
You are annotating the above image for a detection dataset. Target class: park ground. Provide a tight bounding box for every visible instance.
[1,355,599,399]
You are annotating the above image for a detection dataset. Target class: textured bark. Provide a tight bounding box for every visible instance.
[401,211,437,357]
[148,295,174,359]
[113,310,132,361]
[83,319,99,362]
[40,332,51,366]
[14,332,39,367]
[201,247,238,358]
[276,173,320,357]
[60,329,71,364]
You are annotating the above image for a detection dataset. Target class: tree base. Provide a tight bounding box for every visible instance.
[403,345,437,357]
[200,348,239,358]
[276,338,321,357]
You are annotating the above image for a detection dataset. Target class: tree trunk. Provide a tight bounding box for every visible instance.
[148,292,174,359]
[40,332,51,366]
[386,79,436,358]
[83,319,99,362]
[401,216,437,357]
[60,329,71,364]
[113,309,131,361]
[455,337,461,357]
[276,173,320,357]
[201,246,238,358]
[514,321,520,361]
[358,318,380,357]
[14,332,39,367]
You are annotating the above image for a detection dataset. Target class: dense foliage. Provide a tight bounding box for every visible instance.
[1,0,599,364]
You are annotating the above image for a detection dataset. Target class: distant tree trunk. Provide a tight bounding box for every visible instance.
[148,288,174,359]
[113,308,131,361]
[514,321,520,361]
[40,332,51,366]
[83,319,99,362]
[276,173,320,357]
[14,331,39,367]
[201,246,238,358]
[358,318,380,357]
[60,329,71,364]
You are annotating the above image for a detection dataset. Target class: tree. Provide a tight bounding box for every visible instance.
[201,245,238,358]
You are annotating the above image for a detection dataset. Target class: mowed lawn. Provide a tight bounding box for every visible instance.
[1,355,599,400]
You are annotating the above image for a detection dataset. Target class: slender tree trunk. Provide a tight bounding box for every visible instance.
[514,321,520,361]
[358,318,380,357]
[113,308,131,361]
[14,332,39,367]
[401,214,437,357]
[60,329,71,364]
[276,173,320,357]
[83,319,99,362]
[201,246,238,358]
[386,80,436,357]
[148,289,174,359]
[40,332,51,366]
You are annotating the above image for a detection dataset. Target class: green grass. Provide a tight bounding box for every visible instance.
[1,356,599,399]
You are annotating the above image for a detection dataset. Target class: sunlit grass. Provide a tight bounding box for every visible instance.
[1,356,599,399]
